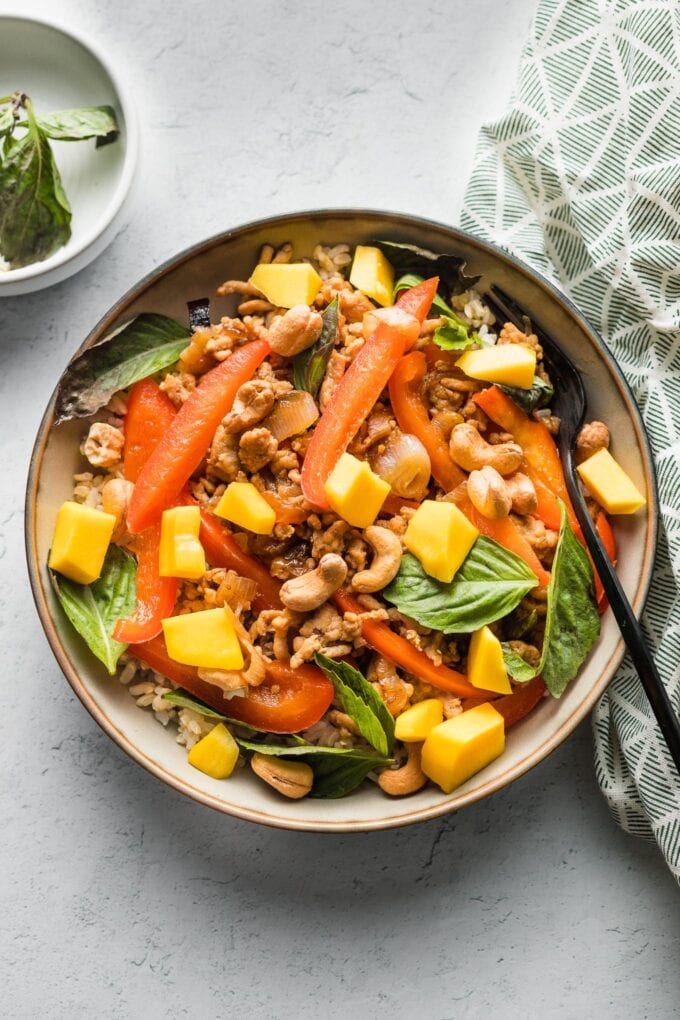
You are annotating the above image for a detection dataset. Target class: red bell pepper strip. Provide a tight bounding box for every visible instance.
[380,493,422,516]
[332,589,487,698]
[301,279,438,508]
[197,507,283,612]
[113,524,178,643]
[133,635,333,734]
[595,511,617,613]
[123,379,177,482]
[127,339,270,533]
[388,351,466,493]
[260,491,310,526]
[461,676,546,727]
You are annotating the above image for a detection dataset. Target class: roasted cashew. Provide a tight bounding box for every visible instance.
[101,478,134,542]
[351,527,403,593]
[279,553,348,612]
[268,304,323,357]
[81,421,125,469]
[505,472,538,515]
[251,753,313,799]
[467,466,512,519]
[449,422,523,476]
[378,743,427,797]
[576,420,610,464]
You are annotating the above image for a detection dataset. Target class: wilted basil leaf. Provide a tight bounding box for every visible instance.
[394,272,479,351]
[293,296,339,397]
[377,240,480,296]
[236,739,393,799]
[500,376,554,414]
[36,105,119,144]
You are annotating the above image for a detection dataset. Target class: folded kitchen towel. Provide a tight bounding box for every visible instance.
[460,0,680,879]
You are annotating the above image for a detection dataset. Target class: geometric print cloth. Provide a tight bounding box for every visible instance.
[460,0,680,880]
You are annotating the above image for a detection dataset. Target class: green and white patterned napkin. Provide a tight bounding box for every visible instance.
[460,0,680,879]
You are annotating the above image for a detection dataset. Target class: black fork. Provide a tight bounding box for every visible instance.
[485,285,680,772]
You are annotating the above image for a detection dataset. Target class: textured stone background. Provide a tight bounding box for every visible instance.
[2,1,678,1016]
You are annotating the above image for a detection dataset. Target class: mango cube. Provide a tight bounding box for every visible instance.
[404,500,479,583]
[576,448,646,515]
[421,703,505,794]
[324,452,391,528]
[48,501,116,585]
[349,245,395,307]
[249,262,322,308]
[456,344,537,389]
[159,506,206,579]
[394,699,444,742]
[467,626,512,695]
[214,482,276,535]
[162,607,244,670]
[188,723,239,779]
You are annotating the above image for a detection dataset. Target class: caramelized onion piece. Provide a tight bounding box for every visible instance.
[369,431,431,500]
[264,390,319,441]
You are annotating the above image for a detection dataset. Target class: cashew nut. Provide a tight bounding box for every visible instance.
[101,478,134,542]
[268,304,323,357]
[81,421,125,469]
[576,420,610,464]
[467,466,512,519]
[351,527,403,593]
[505,472,538,515]
[449,422,523,476]
[251,753,313,799]
[279,553,348,612]
[378,743,427,797]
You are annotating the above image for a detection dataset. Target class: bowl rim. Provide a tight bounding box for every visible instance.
[25,208,659,832]
[0,13,139,285]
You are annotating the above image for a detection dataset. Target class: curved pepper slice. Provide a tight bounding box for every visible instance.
[595,511,617,613]
[332,589,488,698]
[461,676,545,727]
[301,278,438,509]
[388,351,466,493]
[127,339,270,533]
[133,636,333,734]
[196,507,283,612]
[123,379,176,482]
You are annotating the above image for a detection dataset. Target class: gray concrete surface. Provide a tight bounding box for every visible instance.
[1,1,678,1017]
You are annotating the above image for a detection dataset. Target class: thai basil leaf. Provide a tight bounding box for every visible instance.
[54,313,191,423]
[161,689,260,732]
[314,653,395,756]
[383,539,538,634]
[293,296,338,397]
[50,546,136,675]
[0,106,15,138]
[394,272,479,351]
[0,104,71,269]
[36,105,119,144]
[502,502,600,697]
[377,240,480,296]
[500,376,554,414]
[236,739,392,799]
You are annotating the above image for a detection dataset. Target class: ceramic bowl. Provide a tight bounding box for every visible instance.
[0,15,138,296]
[26,210,658,831]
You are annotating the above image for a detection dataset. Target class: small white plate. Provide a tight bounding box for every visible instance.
[0,15,138,296]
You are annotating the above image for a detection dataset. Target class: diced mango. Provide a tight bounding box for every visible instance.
[159,505,206,580]
[249,262,322,308]
[467,626,512,695]
[349,246,395,307]
[421,703,505,794]
[404,499,479,583]
[394,699,444,742]
[576,447,646,515]
[188,723,239,779]
[48,501,116,585]
[162,607,244,670]
[456,344,537,389]
[214,482,276,535]
[324,452,391,528]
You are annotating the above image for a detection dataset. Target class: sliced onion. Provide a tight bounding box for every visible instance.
[217,570,259,613]
[264,390,319,441]
[369,431,431,500]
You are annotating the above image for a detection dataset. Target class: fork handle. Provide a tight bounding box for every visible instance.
[567,464,680,772]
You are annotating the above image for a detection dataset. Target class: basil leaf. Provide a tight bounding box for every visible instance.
[51,546,136,675]
[0,106,15,138]
[237,739,392,799]
[0,107,71,269]
[502,502,600,697]
[383,540,538,634]
[55,313,191,423]
[293,296,338,397]
[314,653,395,756]
[377,240,480,296]
[36,105,118,143]
[161,689,263,733]
[394,272,478,351]
[500,376,554,414]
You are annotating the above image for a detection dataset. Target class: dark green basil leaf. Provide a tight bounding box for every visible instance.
[502,502,600,697]
[0,108,71,269]
[161,689,262,732]
[237,739,393,799]
[293,296,338,397]
[500,376,554,414]
[383,540,538,633]
[55,313,191,423]
[377,240,480,296]
[314,654,394,756]
[36,105,119,143]
[51,546,136,675]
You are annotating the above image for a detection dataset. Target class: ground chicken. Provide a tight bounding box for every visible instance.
[239,427,278,472]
